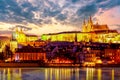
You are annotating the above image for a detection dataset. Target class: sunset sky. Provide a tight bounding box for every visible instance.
[0,0,120,36]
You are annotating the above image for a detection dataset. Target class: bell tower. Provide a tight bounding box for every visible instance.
[87,16,93,32]
[89,16,93,25]
[82,19,87,32]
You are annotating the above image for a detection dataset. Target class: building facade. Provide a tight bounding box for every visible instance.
[12,28,38,43]
[13,46,46,62]
[0,36,10,53]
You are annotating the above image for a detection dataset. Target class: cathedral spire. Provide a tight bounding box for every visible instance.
[82,18,87,32]
[89,16,93,25]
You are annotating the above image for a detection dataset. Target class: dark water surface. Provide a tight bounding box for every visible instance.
[0,67,120,80]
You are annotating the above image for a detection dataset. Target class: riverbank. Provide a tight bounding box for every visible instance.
[0,63,81,67]
[0,62,40,67]
[1,62,120,67]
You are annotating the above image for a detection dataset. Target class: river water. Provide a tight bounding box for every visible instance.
[0,67,120,80]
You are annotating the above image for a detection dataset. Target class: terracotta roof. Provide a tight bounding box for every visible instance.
[16,47,45,53]
[91,24,109,31]
[0,36,10,40]
[90,30,118,33]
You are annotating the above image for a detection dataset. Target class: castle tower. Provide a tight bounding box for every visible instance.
[87,16,93,32]
[82,19,87,32]
[89,16,93,25]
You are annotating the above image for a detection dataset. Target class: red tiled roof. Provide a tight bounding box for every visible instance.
[91,24,109,31]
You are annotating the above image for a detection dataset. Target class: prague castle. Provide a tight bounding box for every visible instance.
[41,17,120,43]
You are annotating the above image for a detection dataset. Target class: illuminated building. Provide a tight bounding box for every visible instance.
[83,47,98,66]
[10,28,39,51]
[26,34,38,42]
[104,44,120,63]
[12,28,26,43]
[10,39,18,53]
[10,28,46,62]
[12,28,38,43]
[104,49,115,61]
[84,52,96,62]
[114,49,120,63]
[41,31,84,42]
[13,46,46,62]
[47,57,73,63]
[112,34,120,43]
[41,17,119,43]
[0,36,10,53]
[20,40,46,47]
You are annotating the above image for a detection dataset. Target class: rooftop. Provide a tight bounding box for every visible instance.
[26,34,38,37]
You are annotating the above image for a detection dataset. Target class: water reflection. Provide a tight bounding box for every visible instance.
[98,68,101,80]
[0,68,22,80]
[112,69,114,80]
[86,68,95,80]
[44,68,119,80]
[45,68,73,80]
[0,67,120,80]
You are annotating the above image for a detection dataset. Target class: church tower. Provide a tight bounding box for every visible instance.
[87,16,93,32]
[82,19,87,32]
[89,16,93,25]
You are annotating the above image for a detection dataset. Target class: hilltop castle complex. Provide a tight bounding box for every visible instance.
[3,17,119,54]
[41,17,120,43]
[0,17,120,65]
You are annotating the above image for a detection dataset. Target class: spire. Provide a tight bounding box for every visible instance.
[83,18,86,25]
[89,16,93,25]
[82,18,87,32]
[90,16,92,20]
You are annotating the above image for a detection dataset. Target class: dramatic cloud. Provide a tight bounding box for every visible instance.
[94,6,120,31]
[10,25,32,31]
[0,0,120,35]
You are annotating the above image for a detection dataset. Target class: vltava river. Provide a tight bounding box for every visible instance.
[0,67,120,80]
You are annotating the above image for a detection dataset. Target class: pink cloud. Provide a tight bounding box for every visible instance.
[94,6,120,32]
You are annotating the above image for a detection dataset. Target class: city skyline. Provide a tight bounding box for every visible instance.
[0,0,120,36]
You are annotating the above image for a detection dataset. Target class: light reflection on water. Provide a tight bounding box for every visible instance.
[0,67,120,80]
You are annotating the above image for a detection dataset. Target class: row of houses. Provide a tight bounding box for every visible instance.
[45,42,120,65]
